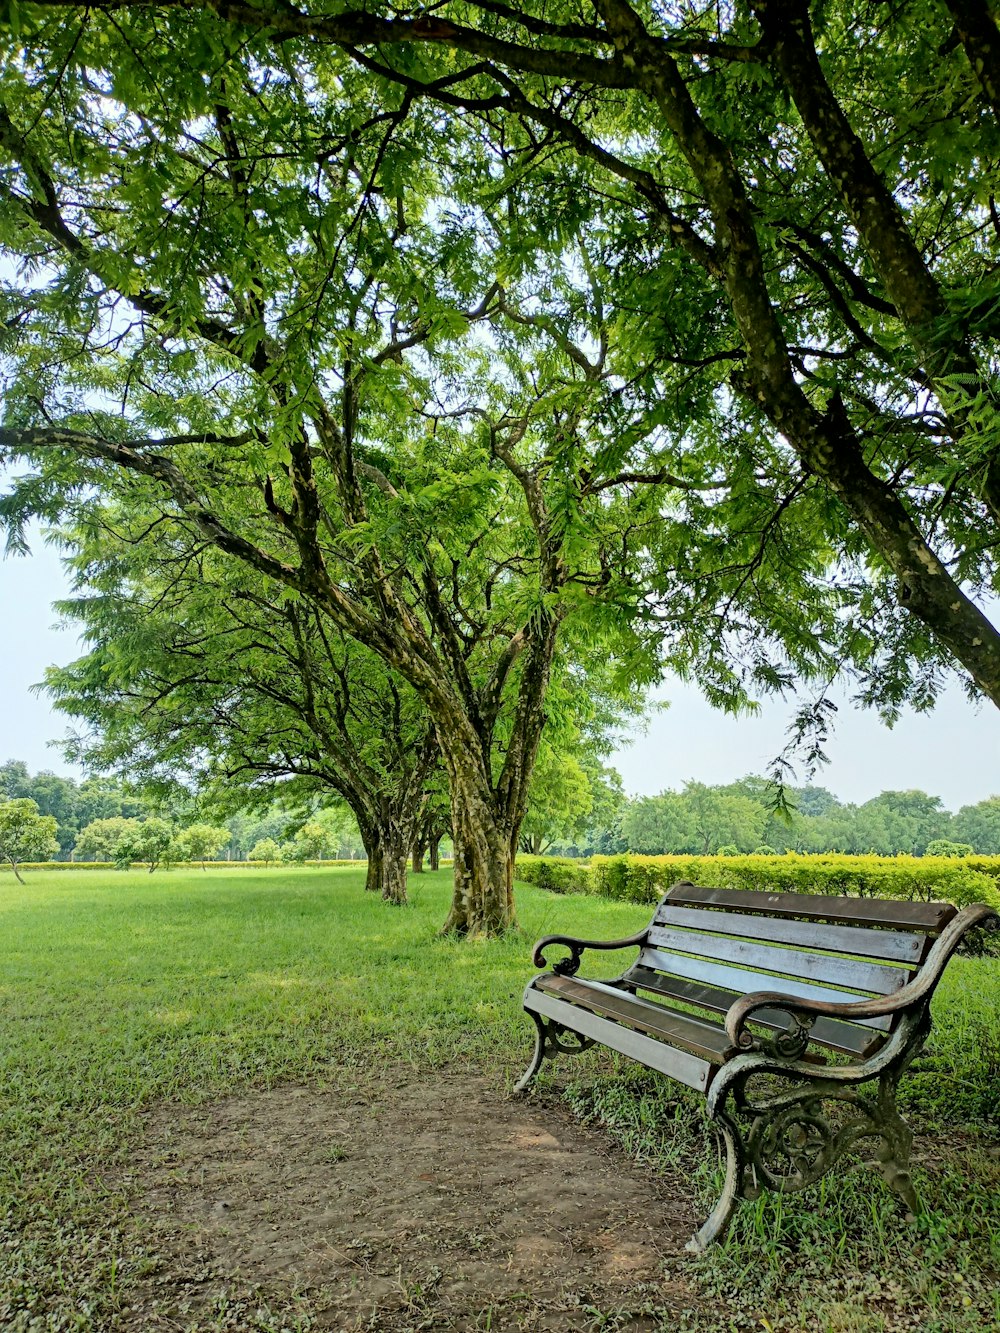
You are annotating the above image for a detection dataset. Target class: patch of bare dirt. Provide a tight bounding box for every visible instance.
[122,1070,705,1331]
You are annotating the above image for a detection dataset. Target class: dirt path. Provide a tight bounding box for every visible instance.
[124,1071,706,1331]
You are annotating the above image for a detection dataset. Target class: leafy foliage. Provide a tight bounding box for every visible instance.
[3,0,1000,928]
[0,797,58,880]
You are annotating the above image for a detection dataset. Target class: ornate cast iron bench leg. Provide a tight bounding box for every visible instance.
[696,1037,927,1248]
[687,1109,748,1252]
[513,1012,594,1095]
[513,1011,548,1094]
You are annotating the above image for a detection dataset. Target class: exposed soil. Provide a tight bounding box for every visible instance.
[122,1071,707,1331]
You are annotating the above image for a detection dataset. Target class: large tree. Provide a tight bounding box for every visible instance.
[47,513,439,904]
[4,0,999,925]
[0,36,643,931]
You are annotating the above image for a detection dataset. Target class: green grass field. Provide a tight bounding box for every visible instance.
[2,866,998,1331]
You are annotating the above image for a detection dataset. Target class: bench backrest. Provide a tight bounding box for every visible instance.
[623,882,957,1057]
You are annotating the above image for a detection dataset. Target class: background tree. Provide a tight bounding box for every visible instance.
[953,798,1000,856]
[0,798,59,882]
[74,817,140,862]
[926,839,974,858]
[49,518,442,902]
[518,745,594,856]
[113,818,173,873]
[283,817,344,863]
[174,824,230,869]
[248,837,282,867]
[857,791,949,858]
[621,792,698,855]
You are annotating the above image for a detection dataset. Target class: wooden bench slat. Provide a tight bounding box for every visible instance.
[525,986,713,1091]
[646,924,910,996]
[664,883,956,935]
[638,946,894,1030]
[536,974,735,1063]
[625,967,884,1056]
[655,904,925,965]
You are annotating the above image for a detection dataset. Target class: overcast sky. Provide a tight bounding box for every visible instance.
[3,533,999,811]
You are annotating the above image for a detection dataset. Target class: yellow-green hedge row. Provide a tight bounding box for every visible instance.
[515,853,1000,912]
[2,858,453,873]
[1,859,371,872]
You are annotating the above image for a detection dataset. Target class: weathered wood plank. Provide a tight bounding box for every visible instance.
[637,947,894,1030]
[663,883,956,935]
[625,967,884,1056]
[654,904,924,965]
[536,974,735,1062]
[645,924,910,996]
[525,985,713,1091]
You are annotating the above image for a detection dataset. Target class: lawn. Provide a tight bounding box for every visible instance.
[1,865,998,1331]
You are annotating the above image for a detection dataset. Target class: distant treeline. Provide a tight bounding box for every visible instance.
[7,759,1000,863]
[553,778,1000,858]
[0,760,365,862]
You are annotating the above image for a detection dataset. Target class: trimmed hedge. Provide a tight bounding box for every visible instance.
[516,852,1000,914]
[0,858,372,872]
[1,858,452,873]
[514,855,591,894]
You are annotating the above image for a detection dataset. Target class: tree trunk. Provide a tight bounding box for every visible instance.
[9,858,24,885]
[428,833,441,872]
[442,776,516,936]
[379,844,409,905]
[411,835,427,874]
[364,826,409,904]
[364,852,380,893]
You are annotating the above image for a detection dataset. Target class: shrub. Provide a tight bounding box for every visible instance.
[926,839,974,858]
[515,855,591,894]
[579,852,1000,914]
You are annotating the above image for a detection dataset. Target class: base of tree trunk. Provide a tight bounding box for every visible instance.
[365,843,409,904]
[380,849,409,905]
[364,855,380,893]
[428,836,441,872]
[442,804,515,936]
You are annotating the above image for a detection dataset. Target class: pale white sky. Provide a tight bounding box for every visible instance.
[2,534,999,811]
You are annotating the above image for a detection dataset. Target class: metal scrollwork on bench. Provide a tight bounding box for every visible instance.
[513,1013,594,1093]
[747,1093,839,1193]
[545,1024,595,1058]
[552,948,584,978]
[759,1015,816,1061]
[727,1071,919,1210]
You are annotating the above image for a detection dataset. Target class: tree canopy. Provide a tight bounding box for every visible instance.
[2,0,1000,929]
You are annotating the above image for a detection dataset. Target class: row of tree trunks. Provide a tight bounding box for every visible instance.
[411,808,448,873]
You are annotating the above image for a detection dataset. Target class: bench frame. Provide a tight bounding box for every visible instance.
[514,883,997,1250]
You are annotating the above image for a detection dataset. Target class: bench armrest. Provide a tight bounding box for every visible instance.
[725,902,999,1053]
[532,929,649,976]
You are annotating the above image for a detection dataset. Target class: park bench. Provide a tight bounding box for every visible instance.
[515,881,997,1250]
